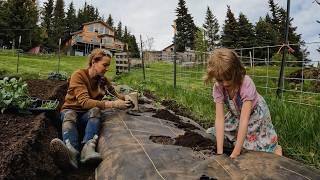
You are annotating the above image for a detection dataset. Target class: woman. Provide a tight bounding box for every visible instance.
[50,48,131,169]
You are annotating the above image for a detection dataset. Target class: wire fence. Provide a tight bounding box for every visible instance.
[139,42,320,109]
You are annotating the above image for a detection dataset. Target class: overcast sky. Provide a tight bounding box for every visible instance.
[39,0,320,61]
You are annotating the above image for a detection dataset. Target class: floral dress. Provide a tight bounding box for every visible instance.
[212,76,278,153]
[223,92,278,152]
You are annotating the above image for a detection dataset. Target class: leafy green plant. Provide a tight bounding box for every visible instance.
[48,71,68,80]
[0,77,31,113]
[40,101,58,109]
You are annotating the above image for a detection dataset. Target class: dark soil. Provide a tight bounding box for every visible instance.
[143,89,157,100]
[161,99,194,120]
[287,68,320,92]
[152,109,199,131]
[149,136,174,145]
[0,79,95,179]
[174,131,213,151]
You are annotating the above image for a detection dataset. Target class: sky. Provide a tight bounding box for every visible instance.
[39,0,320,62]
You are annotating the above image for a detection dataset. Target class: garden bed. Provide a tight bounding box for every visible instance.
[0,79,94,179]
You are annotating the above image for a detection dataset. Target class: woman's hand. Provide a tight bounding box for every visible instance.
[113,99,132,109]
[105,99,131,109]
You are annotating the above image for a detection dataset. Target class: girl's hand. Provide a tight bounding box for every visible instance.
[230,151,240,159]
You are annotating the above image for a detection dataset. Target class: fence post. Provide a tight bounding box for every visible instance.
[173,35,177,89]
[16,36,21,73]
[57,38,61,73]
[140,35,145,80]
[277,0,291,98]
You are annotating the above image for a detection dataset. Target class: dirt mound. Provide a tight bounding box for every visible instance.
[0,110,60,179]
[287,68,320,92]
[27,79,66,100]
[143,89,157,100]
[152,109,199,131]
[161,99,193,119]
[174,131,213,150]
[0,79,95,179]
[149,135,175,145]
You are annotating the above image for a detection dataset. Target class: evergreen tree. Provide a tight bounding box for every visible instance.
[221,5,239,48]
[265,0,305,66]
[175,0,196,52]
[237,13,255,48]
[255,17,277,46]
[203,6,220,51]
[123,26,129,43]
[41,0,54,40]
[195,28,207,53]
[5,0,40,50]
[52,0,65,48]
[127,33,140,58]
[116,21,123,40]
[65,2,77,34]
[77,2,101,26]
[106,14,114,28]
[0,0,9,46]
[268,0,281,32]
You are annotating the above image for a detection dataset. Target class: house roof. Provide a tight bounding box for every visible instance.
[162,44,174,51]
[70,30,83,35]
[82,20,114,32]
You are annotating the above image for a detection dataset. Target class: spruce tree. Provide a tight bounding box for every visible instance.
[5,0,39,50]
[237,13,255,48]
[175,0,196,52]
[269,0,307,66]
[255,17,277,46]
[127,33,140,58]
[0,0,8,46]
[221,5,239,48]
[116,21,123,40]
[77,2,101,26]
[41,0,54,39]
[52,0,65,48]
[195,28,207,54]
[203,6,220,51]
[65,2,77,34]
[106,14,114,28]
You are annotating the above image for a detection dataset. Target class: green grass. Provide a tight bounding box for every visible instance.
[0,51,319,169]
[0,50,117,79]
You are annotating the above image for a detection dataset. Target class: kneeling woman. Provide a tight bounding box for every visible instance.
[50,48,131,169]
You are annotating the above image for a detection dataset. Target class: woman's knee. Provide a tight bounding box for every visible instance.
[88,107,101,119]
[61,110,77,128]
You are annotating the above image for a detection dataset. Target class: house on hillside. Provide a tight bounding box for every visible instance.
[162,44,174,52]
[64,20,125,56]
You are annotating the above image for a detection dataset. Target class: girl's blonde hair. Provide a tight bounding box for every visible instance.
[88,48,112,67]
[204,48,246,90]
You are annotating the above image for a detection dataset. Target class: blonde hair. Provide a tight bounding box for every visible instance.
[204,48,246,90]
[88,48,112,67]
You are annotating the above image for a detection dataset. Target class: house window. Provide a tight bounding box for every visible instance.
[75,35,82,42]
[99,27,104,34]
[88,25,94,32]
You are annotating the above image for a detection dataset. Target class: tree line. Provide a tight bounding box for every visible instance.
[175,0,310,66]
[0,0,140,57]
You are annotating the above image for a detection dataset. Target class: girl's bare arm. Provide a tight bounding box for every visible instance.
[215,102,225,154]
[230,100,252,158]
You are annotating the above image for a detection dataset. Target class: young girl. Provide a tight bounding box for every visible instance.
[205,48,282,158]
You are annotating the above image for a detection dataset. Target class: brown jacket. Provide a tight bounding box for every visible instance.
[61,69,119,111]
